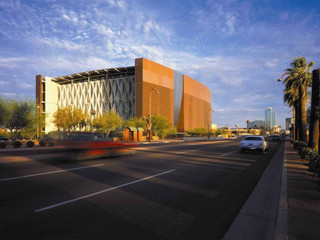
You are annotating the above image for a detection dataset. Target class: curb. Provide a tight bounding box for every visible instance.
[274,141,288,240]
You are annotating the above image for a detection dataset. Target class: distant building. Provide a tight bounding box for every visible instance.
[273,125,281,134]
[265,107,277,129]
[265,107,272,129]
[272,111,277,127]
[247,120,268,129]
[286,118,293,130]
[211,124,218,130]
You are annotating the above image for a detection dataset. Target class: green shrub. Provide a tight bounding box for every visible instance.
[292,140,299,149]
[0,142,7,148]
[299,147,317,160]
[293,141,307,150]
[13,141,22,148]
[26,140,35,148]
[48,140,55,146]
[291,142,320,178]
[39,140,47,147]
[299,147,308,158]
[186,128,208,136]
[164,127,178,139]
[308,154,320,175]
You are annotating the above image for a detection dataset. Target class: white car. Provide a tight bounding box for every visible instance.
[240,136,267,153]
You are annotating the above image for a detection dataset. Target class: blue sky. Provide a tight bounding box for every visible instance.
[1,0,320,128]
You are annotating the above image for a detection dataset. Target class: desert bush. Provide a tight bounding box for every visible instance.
[26,140,35,148]
[48,140,55,146]
[293,141,307,150]
[0,142,7,148]
[308,154,320,176]
[39,140,47,147]
[186,128,208,136]
[302,148,318,161]
[13,141,22,148]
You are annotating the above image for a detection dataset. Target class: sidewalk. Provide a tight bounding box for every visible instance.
[285,141,320,239]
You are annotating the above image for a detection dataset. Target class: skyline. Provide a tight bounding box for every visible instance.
[1,0,320,128]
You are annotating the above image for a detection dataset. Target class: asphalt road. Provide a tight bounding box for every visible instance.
[0,139,281,240]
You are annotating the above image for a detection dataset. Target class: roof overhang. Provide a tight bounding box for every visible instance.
[52,66,135,84]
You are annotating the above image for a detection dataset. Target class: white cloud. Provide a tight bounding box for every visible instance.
[0,81,8,86]
[232,93,275,104]
[1,92,18,97]
[97,25,115,37]
[17,82,34,90]
[192,0,241,35]
[36,38,86,52]
[0,57,26,69]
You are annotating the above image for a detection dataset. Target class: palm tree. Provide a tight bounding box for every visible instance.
[309,69,320,151]
[283,87,299,140]
[282,56,314,143]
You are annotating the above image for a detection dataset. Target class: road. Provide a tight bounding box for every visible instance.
[0,139,281,240]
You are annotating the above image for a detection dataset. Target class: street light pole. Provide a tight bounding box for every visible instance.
[149,88,160,142]
[277,72,290,82]
[278,72,296,140]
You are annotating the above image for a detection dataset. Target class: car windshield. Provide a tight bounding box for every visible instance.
[244,136,262,141]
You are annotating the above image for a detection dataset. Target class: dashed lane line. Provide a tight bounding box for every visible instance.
[0,164,104,182]
[219,151,237,157]
[35,169,176,213]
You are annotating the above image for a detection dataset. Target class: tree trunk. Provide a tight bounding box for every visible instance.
[309,69,320,150]
[299,86,307,143]
[294,101,299,141]
[291,107,295,140]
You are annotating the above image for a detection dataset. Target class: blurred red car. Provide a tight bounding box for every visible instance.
[56,133,136,160]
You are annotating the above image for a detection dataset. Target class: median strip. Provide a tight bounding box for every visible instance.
[35,169,176,213]
[0,164,104,182]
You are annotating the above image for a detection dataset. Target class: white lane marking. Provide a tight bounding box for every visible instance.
[0,164,104,182]
[35,169,176,213]
[219,151,236,157]
[175,150,197,154]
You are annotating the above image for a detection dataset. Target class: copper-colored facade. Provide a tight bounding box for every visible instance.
[177,75,212,131]
[35,74,42,112]
[135,58,212,132]
[35,74,43,133]
[135,58,175,126]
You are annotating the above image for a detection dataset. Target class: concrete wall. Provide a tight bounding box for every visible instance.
[43,77,58,133]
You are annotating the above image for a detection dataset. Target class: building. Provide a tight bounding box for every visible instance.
[272,111,277,127]
[211,124,218,130]
[265,107,272,129]
[265,107,277,130]
[247,120,269,129]
[36,58,212,134]
[286,118,293,130]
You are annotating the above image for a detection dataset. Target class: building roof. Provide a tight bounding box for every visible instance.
[52,66,135,84]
